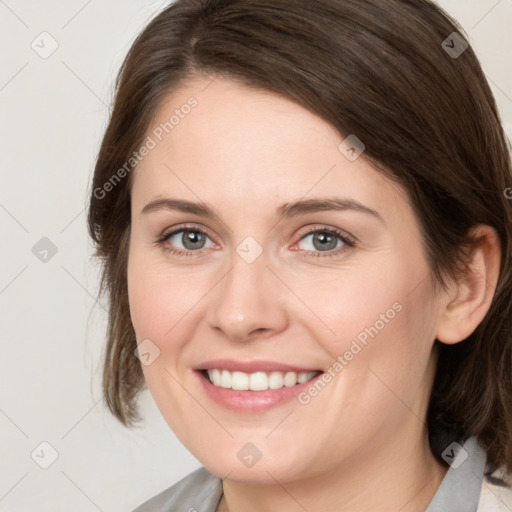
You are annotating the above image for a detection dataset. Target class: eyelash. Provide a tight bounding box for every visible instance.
[155,223,356,258]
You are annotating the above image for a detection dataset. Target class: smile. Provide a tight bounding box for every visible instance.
[196,367,325,412]
[204,369,322,391]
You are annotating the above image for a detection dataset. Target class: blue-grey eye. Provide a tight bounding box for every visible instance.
[299,231,343,252]
[168,229,212,250]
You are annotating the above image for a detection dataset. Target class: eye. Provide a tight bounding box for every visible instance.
[156,224,355,258]
[293,226,356,256]
[157,226,216,255]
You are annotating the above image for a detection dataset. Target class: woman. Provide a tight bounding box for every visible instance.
[87,0,512,510]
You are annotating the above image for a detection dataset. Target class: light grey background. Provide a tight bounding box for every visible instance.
[0,1,511,510]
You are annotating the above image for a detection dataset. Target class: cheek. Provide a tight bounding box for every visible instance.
[289,254,437,387]
[282,259,408,351]
[127,263,167,341]
[127,247,212,347]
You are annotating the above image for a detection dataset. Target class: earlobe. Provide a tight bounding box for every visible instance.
[435,225,501,345]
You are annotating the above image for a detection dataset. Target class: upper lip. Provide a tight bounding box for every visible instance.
[193,359,323,374]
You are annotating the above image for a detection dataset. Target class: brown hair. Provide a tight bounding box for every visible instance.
[87,0,512,478]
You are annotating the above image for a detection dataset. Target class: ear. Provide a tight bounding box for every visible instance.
[435,225,501,345]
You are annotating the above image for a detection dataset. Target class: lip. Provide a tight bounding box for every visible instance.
[194,368,324,413]
[193,359,322,374]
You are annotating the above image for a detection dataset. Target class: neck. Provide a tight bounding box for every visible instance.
[217,428,448,512]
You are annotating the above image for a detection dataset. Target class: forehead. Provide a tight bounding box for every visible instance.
[131,75,408,220]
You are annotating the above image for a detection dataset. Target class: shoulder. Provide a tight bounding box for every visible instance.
[132,466,223,512]
[477,467,512,511]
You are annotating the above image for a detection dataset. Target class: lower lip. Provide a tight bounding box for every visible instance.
[195,370,324,412]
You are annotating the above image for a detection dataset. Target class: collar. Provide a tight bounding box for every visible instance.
[425,436,486,512]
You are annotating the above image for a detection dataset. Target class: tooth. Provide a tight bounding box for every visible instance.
[209,369,221,386]
[220,370,231,388]
[231,371,249,390]
[206,369,320,390]
[297,372,310,384]
[249,371,268,391]
[284,371,297,387]
[268,371,284,389]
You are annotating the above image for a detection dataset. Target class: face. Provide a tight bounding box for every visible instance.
[127,75,444,483]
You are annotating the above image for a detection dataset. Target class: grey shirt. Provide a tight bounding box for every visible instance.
[133,436,512,511]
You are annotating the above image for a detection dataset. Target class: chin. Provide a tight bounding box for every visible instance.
[193,443,316,484]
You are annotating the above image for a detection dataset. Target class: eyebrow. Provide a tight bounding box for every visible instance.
[276,198,384,223]
[141,197,384,223]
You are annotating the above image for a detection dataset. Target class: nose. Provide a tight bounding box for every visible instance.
[206,252,289,343]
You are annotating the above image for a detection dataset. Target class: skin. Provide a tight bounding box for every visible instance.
[127,75,501,512]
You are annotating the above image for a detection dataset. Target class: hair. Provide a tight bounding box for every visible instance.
[87,0,512,480]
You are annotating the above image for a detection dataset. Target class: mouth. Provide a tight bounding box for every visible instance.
[192,359,326,412]
[199,368,323,391]
[195,367,325,412]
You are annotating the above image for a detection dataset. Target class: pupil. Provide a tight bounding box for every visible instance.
[183,230,205,250]
[313,232,337,251]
